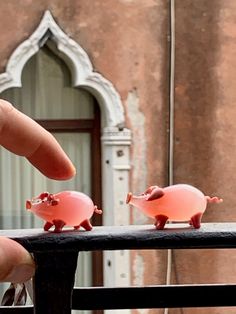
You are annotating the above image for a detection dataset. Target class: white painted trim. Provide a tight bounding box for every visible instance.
[102,127,131,314]
[0,10,124,128]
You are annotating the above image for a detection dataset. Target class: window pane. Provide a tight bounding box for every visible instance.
[0,132,91,229]
[50,132,92,196]
[0,46,95,119]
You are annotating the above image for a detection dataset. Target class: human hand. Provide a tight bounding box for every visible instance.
[0,99,76,282]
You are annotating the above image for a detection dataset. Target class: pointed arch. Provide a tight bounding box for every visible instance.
[0,10,124,128]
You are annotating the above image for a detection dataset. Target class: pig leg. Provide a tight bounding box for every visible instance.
[190,213,202,229]
[154,215,168,230]
[52,219,66,233]
[44,221,54,231]
[80,219,93,231]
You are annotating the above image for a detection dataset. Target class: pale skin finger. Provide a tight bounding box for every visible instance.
[0,237,35,283]
[0,99,76,180]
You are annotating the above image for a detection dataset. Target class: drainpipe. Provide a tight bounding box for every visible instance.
[165,0,175,314]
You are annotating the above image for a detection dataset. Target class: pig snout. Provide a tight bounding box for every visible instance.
[26,200,32,210]
[126,192,132,204]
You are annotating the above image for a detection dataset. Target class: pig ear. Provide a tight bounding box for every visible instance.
[144,185,158,195]
[39,192,49,200]
[146,187,164,201]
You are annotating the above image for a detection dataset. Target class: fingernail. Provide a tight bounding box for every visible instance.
[5,264,35,283]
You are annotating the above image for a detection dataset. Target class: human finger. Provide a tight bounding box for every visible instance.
[0,100,76,180]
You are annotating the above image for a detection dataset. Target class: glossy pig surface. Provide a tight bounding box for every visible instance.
[26,191,102,232]
[126,184,223,229]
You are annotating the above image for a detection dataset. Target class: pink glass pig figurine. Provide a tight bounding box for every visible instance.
[26,191,102,232]
[126,184,223,230]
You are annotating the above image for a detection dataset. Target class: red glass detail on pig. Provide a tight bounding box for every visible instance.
[126,184,223,230]
[26,191,102,232]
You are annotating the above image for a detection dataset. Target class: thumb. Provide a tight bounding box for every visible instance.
[0,237,35,283]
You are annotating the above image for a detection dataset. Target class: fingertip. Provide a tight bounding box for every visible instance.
[52,163,77,181]
[27,139,77,181]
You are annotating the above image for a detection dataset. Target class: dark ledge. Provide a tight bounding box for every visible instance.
[1,223,236,253]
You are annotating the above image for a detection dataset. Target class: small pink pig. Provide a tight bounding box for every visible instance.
[126,184,223,229]
[26,191,102,232]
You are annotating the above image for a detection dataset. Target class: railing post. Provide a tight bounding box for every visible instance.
[33,251,78,314]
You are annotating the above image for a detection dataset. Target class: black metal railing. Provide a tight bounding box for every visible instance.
[1,223,236,313]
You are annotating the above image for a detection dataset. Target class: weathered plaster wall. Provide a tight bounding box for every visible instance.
[171,1,236,313]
